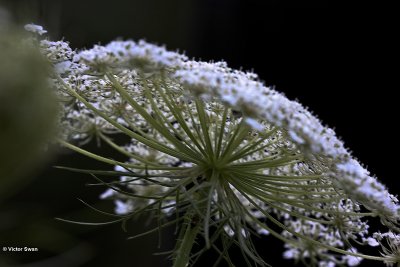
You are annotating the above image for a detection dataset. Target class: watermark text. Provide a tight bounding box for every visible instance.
[2,247,39,252]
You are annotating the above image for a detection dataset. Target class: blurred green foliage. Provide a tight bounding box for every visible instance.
[0,25,58,200]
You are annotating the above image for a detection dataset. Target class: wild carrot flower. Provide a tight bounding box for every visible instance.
[30,25,399,267]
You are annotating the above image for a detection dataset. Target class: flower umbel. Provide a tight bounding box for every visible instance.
[31,25,400,267]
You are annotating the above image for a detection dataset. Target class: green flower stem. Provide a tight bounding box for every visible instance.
[58,76,195,162]
[219,120,248,164]
[105,73,203,165]
[194,99,214,162]
[155,81,207,152]
[97,132,171,167]
[54,166,186,180]
[203,173,218,249]
[142,84,202,156]
[231,175,341,204]
[235,186,387,262]
[239,179,338,196]
[229,174,375,217]
[185,101,207,148]
[226,131,283,163]
[221,182,266,266]
[58,139,187,171]
[215,107,228,158]
[225,127,279,163]
[155,83,208,158]
[259,180,333,189]
[228,172,328,192]
[173,173,218,267]
[228,169,321,181]
[173,211,202,267]
[157,76,211,157]
[229,155,303,169]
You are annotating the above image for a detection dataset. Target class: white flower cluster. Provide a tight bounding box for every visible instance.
[29,24,399,266]
[373,232,400,266]
[283,220,363,267]
[175,61,346,157]
[73,40,187,72]
[175,59,399,223]
[24,23,47,35]
[40,40,74,62]
[335,159,399,221]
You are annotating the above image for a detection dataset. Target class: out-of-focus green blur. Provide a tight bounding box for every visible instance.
[0,19,57,200]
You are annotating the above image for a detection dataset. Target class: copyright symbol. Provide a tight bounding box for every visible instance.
[3,247,6,251]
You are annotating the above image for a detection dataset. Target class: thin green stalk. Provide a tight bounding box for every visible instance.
[232,137,281,162]
[228,175,375,217]
[219,120,250,166]
[227,169,323,181]
[229,175,341,204]
[234,186,386,262]
[143,84,202,157]
[58,139,188,171]
[173,212,202,267]
[155,82,208,158]
[105,73,202,164]
[215,106,229,158]
[185,101,207,149]
[58,77,195,162]
[98,132,172,167]
[195,99,214,162]
[226,129,280,163]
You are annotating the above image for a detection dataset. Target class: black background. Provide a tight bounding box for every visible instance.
[0,0,397,266]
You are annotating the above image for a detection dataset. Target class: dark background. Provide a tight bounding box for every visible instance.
[0,0,397,266]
